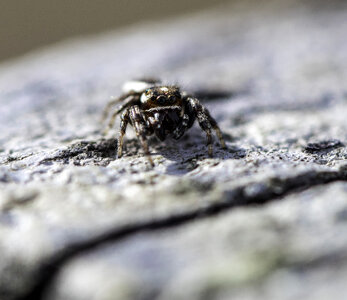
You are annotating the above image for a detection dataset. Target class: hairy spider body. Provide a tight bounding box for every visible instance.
[102,79,226,166]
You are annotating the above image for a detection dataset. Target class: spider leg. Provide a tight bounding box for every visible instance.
[101,93,135,123]
[172,105,192,140]
[212,124,226,149]
[187,97,226,156]
[148,111,167,141]
[102,95,138,136]
[129,106,154,166]
[197,112,214,156]
[173,113,190,140]
[117,109,130,158]
[203,110,226,149]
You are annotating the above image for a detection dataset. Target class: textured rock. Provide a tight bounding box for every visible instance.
[0,0,347,299]
[49,182,347,300]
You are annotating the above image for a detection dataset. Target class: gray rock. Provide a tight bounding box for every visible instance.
[48,182,347,300]
[0,0,347,299]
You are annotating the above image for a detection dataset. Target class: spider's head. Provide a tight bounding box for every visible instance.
[140,86,182,108]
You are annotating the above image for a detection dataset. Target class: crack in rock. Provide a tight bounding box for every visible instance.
[16,167,347,300]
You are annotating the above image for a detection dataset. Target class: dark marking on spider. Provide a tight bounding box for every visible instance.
[102,79,226,166]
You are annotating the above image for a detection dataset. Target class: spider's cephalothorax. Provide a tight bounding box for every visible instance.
[102,79,226,166]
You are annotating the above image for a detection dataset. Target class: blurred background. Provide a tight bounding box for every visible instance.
[0,0,230,63]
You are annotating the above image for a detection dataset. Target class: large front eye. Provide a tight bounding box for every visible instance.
[168,96,176,103]
[157,95,167,104]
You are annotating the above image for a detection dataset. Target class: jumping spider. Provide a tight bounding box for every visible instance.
[102,79,226,166]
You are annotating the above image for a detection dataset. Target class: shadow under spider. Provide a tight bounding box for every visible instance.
[162,143,246,175]
[121,128,245,175]
[51,128,245,173]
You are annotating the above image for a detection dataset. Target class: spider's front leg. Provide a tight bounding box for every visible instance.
[172,105,191,140]
[102,94,138,135]
[128,106,154,166]
[148,112,167,141]
[101,93,135,123]
[117,109,130,158]
[187,97,226,156]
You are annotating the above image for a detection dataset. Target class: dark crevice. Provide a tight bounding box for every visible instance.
[16,167,347,300]
[1,153,36,165]
[39,138,117,165]
[304,139,345,153]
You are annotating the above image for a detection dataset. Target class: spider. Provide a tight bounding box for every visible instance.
[102,79,226,166]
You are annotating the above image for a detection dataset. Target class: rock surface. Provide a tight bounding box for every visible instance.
[0,0,347,299]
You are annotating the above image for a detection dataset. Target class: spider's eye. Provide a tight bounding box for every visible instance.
[168,96,176,103]
[145,89,152,97]
[157,95,167,104]
[141,90,152,103]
